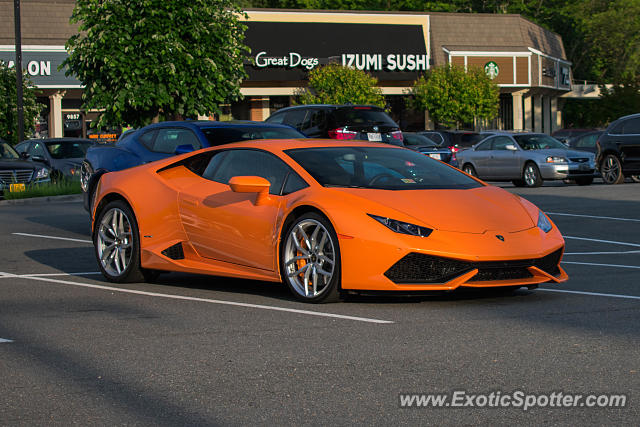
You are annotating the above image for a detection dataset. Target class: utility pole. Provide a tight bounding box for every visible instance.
[14,0,24,143]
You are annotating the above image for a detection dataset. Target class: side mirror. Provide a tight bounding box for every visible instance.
[505,144,518,151]
[31,155,46,162]
[20,152,30,159]
[229,176,271,205]
[174,144,195,155]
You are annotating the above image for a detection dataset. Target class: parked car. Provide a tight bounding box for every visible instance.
[81,120,306,211]
[402,132,457,166]
[595,113,640,184]
[15,138,94,181]
[0,140,51,197]
[565,130,604,156]
[551,128,598,145]
[265,104,403,145]
[91,139,567,302]
[417,130,485,152]
[457,132,596,187]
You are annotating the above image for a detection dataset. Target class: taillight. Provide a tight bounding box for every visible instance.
[328,127,357,140]
[448,146,459,153]
[391,130,403,141]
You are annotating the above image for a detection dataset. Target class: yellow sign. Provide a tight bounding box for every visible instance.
[9,183,26,192]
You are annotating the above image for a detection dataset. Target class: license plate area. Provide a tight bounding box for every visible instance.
[9,183,26,192]
[367,133,382,142]
[428,153,442,160]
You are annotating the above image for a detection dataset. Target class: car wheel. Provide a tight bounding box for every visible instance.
[600,154,624,184]
[512,179,526,187]
[575,177,594,186]
[281,212,341,303]
[462,164,477,177]
[523,163,543,187]
[94,200,150,283]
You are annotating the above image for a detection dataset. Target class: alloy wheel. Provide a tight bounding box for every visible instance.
[96,207,133,277]
[601,155,623,184]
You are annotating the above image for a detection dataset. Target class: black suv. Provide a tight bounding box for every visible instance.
[265,104,403,145]
[596,113,640,184]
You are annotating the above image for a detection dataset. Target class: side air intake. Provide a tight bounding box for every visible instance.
[161,242,185,260]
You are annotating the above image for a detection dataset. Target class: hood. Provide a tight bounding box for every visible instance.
[332,185,536,234]
[538,148,593,159]
[0,159,38,170]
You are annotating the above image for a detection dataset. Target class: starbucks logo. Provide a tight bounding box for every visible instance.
[484,61,499,79]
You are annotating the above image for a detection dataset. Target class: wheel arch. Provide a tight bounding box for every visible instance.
[92,192,137,235]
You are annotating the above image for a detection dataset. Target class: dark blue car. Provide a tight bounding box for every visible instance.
[81,120,305,211]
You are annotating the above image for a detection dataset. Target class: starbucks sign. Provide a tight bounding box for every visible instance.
[484,61,499,79]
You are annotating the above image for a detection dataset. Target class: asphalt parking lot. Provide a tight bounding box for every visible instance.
[1,180,639,425]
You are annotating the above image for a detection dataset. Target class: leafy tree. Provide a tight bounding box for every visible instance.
[409,65,499,128]
[63,0,250,128]
[297,64,385,107]
[0,62,41,145]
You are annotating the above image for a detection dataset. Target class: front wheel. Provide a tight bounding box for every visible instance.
[281,213,341,303]
[462,164,477,177]
[600,154,624,184]
[523,163,543,187]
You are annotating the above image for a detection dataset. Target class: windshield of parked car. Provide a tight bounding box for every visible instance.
[45,141,93,159]
[402,133,437,147]
[0,142,19,159]
[202,126,305,146]
[333,107,397,127]
[514,134,567,150]
[285,147,482,190]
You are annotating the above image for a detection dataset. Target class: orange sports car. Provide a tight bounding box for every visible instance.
[91,139,568,302]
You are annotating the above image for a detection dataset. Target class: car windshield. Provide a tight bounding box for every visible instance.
[45,141,93,159]
[0,142,19,159]
[458,133,485,146]
[333,107,397,127]
[202,126,305,146]
[514,134,567,150]
[285,147,482,190]
[402,133,437,147]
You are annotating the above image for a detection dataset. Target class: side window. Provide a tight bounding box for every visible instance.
[30,142,47,157]
[576,134,598,148]
[610,121,624,135]
[139,130,157,150]
[622,118,640,134]
[14,142,29,154]
[283,109,309,130]
[206,149,292,195]
[475,139,493,151]
[266,112,285,124]
[305,109,326,130]
[424,132,443,145]
[491,136,514,150]
[282,171,309,195]
[151,128,202,154]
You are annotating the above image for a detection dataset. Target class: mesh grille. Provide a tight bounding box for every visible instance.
[0,170,33,184]
[161,242,184,260]
[570,158,589,163]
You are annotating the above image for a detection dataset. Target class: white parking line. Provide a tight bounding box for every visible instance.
[564,250,640,255]
[562,261,640,269]
[564,236,640,248]
[12,232,92,244]
[0,272,101,279]
[0,272,394,325]
[540,288,640,301]
[548,212,640,222]
[0,338,13,343]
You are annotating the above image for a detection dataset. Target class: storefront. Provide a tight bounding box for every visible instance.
[0,4,572,135]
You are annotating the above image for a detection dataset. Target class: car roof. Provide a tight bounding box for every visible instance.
[195,138,406,153]
[141,120,298,130]
[270,104,384,113]
[21,137,94,143]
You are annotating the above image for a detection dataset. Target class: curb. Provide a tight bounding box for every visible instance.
[0,193,83,206]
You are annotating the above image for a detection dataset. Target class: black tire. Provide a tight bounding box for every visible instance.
[93,199,152,283]
[280,212,341,303]
[600,154,624,184]
[512,179,526,187]
[575,177,594,186]
[523,162,543,187]
[462,164,477,177]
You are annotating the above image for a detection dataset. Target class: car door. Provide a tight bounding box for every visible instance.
[470,138,495,178]
[490,136,520,179]
[619,117,640,172]
[178,148,293,272]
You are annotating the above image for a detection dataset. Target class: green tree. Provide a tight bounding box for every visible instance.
[297,64,385,107]
[63,0,249,128]
[409,65,499,128]
[0,62,41,144]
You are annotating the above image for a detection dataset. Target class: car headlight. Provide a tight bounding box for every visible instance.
[546,156,568,163]
[368,214,433,237]
[537,211,552,233]
[35,168,49,179]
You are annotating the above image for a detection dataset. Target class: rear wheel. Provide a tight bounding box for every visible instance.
[462,164,477,177]
[281,213,341,303]
[575,176,594,186]
[600,154,624,184]
[523,163,543,187]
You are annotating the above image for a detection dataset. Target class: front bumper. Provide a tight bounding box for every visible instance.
[539,162,596,180]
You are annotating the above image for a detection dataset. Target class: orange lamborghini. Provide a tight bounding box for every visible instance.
[91,139,568,302]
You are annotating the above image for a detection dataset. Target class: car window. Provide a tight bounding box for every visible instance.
[513,134,566,150]
[422,132,444,145]
[575,134,599,148]
[475,139,492,151]
[14,142,29,154]
[265,112,285,124]
[305,109,326,130]
[622,118,640,134]
[491,136,514,150]
[29,142,47,157]
[139,130,157,150]
[283,109,309,130]
[403,133,436,147]
[206,149,292,195]
[282,172,309,195]
[201,126,304,146]
[610,121,624,135]
[150,128,202,154]
[0,142,19,159]
[45,141,92,159]
[458,133,484,147]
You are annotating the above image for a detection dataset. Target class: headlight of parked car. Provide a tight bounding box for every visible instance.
[545,156,568,163]
[537,211,552,233]
[368,214,433,237]
[35,168,50,179]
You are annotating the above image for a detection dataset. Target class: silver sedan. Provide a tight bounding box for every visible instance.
[457,132,596,187]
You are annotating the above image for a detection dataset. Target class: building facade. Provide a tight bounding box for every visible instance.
[0,2,571,137]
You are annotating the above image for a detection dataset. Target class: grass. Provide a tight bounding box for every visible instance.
[2,179,82,200]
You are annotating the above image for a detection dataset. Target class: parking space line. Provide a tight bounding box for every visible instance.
[0,272,394,325]
[0,338,14,343]
[562,261,640,269]
[564,250,640,255]
[564,236,640,248]
[12,232,92,244]
[540,288,640,301]
[548,212,640,222]
[20,272,102,277]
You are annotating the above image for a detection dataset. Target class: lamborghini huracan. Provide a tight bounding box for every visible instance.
[91,139,568,303]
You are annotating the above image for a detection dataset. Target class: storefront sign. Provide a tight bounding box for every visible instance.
[255,51,319,70]
[484,61,499,79]
[0,50,80,86]
[342,54,428,71]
